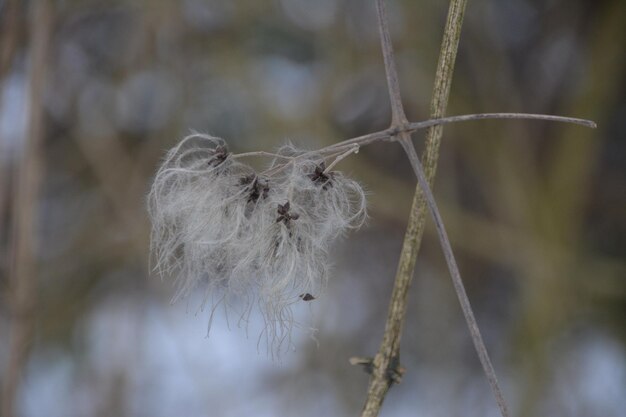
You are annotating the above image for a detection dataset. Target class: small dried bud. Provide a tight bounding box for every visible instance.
[239,174,255,185]
[208,145,229,167]
[308,161,334,190]
[299,293,316,301]
[276,201,299,225]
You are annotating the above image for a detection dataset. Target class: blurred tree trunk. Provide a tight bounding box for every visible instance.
[3,2,52,416]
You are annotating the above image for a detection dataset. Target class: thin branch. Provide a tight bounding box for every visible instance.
[365,0,512,415]
[326,112,595,152]
[323,145,359,172]
[358,0,496,415]
[231,114,596,165]
[359,0,418,415]
[322,129,394,153]
[231,151,293,160]
[407,112,596,130]
[375,0,408,126]
[399,139,511,417]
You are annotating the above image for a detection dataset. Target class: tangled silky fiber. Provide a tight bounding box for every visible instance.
[147,134,366,353]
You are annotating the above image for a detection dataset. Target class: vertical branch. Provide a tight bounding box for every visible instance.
[374,0,408,126]
[2,2,52,417]
[396,0,468,320]
[359,1,415,416]
[398,0,511,414]
[359,0,510,416]
[394,0,468,340]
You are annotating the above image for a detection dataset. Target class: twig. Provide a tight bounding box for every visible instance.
[374,0,408,127]
[408,112,595,130]
[323,145,359,172]
[363,0,517,415]
[324,112,595,153]
[358,0,418,415]
[231,151,293,160]
[231,114,595,169]
[3,2,52,417]
[399,140,511,417]
[357,0,509,415]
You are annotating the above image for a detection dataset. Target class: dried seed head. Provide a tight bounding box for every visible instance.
[147,135,367,355]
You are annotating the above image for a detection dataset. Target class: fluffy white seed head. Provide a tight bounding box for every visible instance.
[147,134,367,354]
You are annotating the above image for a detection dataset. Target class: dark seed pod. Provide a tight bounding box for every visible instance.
[276,201,299,225]
[241,175,270,204]
[308,161,334,190]
[299,293,316,301]
[208,145,229,167]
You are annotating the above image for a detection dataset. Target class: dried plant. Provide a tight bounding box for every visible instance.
[148,134,367,353]
[147,0,596,414]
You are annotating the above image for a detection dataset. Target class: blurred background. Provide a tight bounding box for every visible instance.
[1,0,624,416]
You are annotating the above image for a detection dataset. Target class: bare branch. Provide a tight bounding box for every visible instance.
[399,139,511,417]
[364,0,512,414]
[375,0,408,126]
[326,112,596,153]
[358,0,419,415]
[323,145,359,172]
[358,0,508,415]
[408,112,597,130]
[231,113,596,167]
[231,151,293,160]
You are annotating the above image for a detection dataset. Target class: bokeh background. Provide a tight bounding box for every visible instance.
[1,0,625,416]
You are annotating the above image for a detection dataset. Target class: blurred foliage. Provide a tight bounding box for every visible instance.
[0,0,624,416]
